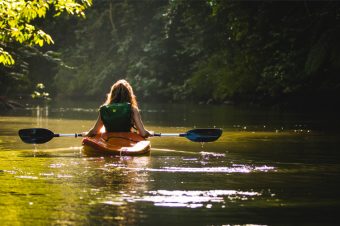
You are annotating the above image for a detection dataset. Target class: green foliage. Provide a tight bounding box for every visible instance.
[0,47,14,65]
[0,0,92,66]
[31,83,51,101]
[2,0,340,107]
[0,0,91,103]
[48,0,340,106]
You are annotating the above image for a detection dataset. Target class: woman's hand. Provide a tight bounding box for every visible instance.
[82,131,96,137]
[147,130,154,137]
[81,130,97,137]
[141,130,154,138]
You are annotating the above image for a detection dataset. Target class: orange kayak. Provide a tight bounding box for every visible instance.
[82,132,151,156]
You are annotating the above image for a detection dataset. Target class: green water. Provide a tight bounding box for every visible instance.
[1,102,340,225]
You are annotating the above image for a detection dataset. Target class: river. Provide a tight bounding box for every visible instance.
[0,101,339,225]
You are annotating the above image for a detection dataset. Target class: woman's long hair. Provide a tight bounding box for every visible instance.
[104,79,139,109]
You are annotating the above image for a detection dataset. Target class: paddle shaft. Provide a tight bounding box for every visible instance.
[57,133,184,138]
[59,133,184,138]
[18,128,222,144]
[54,133,83,138]
[153,129,222,142]
[153,133,186,137]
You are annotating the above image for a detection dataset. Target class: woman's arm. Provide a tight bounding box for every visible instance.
[132,107,151,138]
[84,114,104,137]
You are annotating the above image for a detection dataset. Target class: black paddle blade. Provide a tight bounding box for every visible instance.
[185,128,223,142]
[18,128,54,144]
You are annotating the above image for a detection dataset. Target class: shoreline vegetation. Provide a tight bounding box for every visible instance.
[1,94,339,113]
[1,1,339,110]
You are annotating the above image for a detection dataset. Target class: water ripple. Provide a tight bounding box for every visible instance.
[101,189,262,208]
[123,165,275,173]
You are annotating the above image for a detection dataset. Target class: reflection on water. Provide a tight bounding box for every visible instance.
[123,165,275,173]
[1,102,340,225]
[100,189,262,209]
[32,105,49,128]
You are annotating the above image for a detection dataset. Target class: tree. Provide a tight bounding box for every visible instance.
[0,0,92,66]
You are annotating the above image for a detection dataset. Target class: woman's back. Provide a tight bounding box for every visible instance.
[99,102,132,132]
[85,79,151,138]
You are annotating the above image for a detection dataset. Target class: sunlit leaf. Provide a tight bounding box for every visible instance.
[0,0,92,66]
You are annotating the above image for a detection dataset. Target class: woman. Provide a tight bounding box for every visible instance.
[85,79,151,138]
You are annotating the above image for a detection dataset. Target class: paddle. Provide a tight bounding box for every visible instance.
[18,128,222,144]
[153,128,222,142]
[18,128,83,144]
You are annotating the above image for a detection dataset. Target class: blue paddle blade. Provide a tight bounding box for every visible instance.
[18,128,54,144]
[184,128,222,142]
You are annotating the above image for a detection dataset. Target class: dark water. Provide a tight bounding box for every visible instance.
[0,102,339,225]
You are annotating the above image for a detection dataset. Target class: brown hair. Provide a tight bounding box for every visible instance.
[104,79,139,109]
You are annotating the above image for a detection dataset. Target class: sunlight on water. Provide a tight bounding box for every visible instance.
[1,102,340,225]
[15,175,39,180]
[200,151,226,157]
[99,189,262,209]
[122,165,275,173]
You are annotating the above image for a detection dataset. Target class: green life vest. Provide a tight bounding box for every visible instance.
[99,102,132,132]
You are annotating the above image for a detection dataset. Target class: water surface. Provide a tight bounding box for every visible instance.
[0,102,339,225]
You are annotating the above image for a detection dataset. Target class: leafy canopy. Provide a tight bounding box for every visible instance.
[0,0,92,66]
